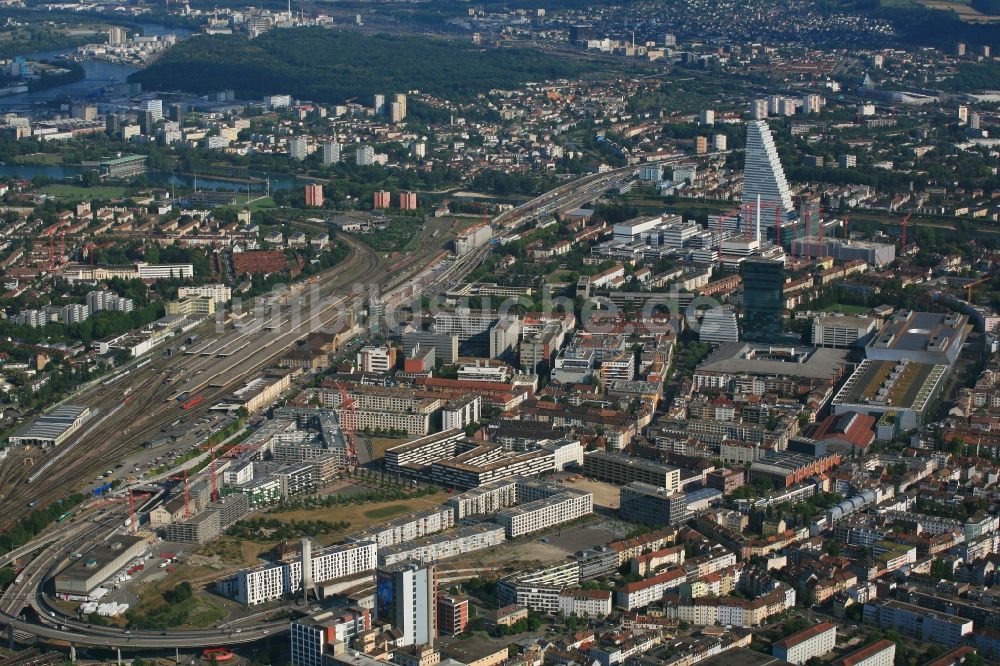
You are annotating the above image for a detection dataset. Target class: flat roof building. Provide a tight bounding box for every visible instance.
[865,311,970,367]
[584,451,680,491]
[619,482,689,527]
[9,405,92,448]
[54,535,147,595]
[832,359,949,431]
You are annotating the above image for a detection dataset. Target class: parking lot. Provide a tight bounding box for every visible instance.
[89,412,238,493]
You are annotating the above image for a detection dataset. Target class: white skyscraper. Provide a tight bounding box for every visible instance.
[288,136,308,161]
[355,145,375,166]
[742,120,794,221]
[376,561,435,647]
[144,99,163,121]
[322,141,341,166]
[374,94,386,115]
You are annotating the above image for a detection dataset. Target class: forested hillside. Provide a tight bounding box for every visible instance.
[130,28,591,102]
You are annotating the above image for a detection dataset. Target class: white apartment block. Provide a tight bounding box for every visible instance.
[558,589,613,618]
[496,490,593,538]
[234,541,377,605]
[378,524,505,566]
[352,409,431,436]
[430,448,558,489]
[590,264,626,289]
[863,600,972,647]
[87,290,134,314]
[773,623,837,665]
[136,263,194,279]
[322,387,441,436]
[432,308,497,339]
[178,284,232,303]
[498,561,582,613]
[617,568,687,610]
[384,430,467,474]
[442,395,482,431]
[345,507,454,548]
[667,584,796,628]
[448,479,519,519]
[357,345,394,373]
[223,460,254,486]
[599,354,635,382]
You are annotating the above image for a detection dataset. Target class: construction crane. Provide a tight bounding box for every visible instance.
[965,276,992,303]
[900,213,911,255]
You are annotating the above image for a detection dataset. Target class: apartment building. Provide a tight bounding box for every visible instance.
[558,589,613,618]
[357,345,396,373]
[429,446,561,489]
[291,609,372,666]
[832,639,896,666]
[498,561,582,613]
[442,395,482,431]
[233,541,377,605]
[384,430,468,476]
[631,545,686,577]
[437,594,470,636]
[378,524,506,566]
[495,490,594,538]
[346,507,454,549]
[617,568,687,611]
[772,623,837,665]
[863,600,973,647]
[666,584,796,628]
[178,283,232,303]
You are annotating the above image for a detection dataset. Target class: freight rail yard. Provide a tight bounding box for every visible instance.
[0,166,627,656]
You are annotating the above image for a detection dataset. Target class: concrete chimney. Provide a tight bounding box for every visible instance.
[301,537,316,603]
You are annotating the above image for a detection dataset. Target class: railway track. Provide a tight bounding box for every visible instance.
[0,229,452,531]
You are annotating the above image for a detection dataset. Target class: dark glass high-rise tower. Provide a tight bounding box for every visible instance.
[740,259,785,342]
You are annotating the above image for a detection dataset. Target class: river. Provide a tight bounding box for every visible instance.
[0,22,192,111]
[0,22,297,193]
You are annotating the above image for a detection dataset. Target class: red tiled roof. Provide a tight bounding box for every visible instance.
[834,639,897,666]
[773,622,837,650]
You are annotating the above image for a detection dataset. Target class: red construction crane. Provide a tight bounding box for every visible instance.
[337,383,358,468]
[843,213,850,240]
[900,213,911,255]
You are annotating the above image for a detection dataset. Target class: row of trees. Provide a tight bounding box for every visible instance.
[227,517,351,541]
